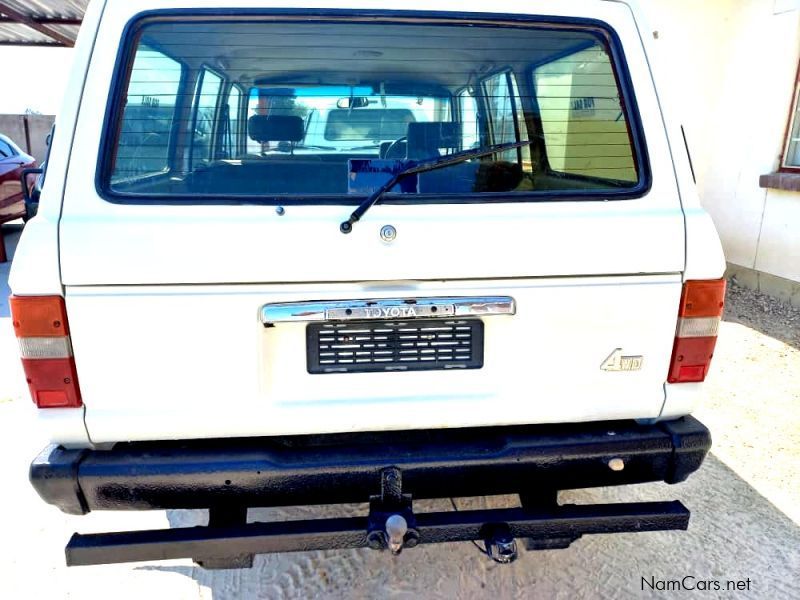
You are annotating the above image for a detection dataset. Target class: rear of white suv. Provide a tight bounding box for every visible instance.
[10,0,726,567]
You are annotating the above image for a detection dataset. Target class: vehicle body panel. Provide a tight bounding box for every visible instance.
[68,275,681,444]
[10,0,727,448]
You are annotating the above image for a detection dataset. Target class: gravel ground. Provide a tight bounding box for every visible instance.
[724,278,800,348]
[1,225,798,599]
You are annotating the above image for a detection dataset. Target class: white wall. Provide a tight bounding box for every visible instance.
[642,0,800,283]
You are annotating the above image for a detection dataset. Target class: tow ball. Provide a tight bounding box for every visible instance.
[366,468,420,554]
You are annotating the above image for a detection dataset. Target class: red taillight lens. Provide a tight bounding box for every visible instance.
[668,337,718,383]
[21,358,81,408]
[667,280,726,384]
[9,296,82,408]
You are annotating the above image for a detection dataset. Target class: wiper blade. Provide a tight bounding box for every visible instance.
[295,144,337,151]
[339,140,534,234]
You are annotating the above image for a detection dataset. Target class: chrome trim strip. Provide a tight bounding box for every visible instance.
[261,296,516,325]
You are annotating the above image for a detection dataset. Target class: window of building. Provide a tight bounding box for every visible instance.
[782,63,800,170]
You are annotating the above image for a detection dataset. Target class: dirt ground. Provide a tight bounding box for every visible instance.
[1,225,798,599]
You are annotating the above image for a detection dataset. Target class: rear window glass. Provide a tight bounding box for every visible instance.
[533,45,637,182]
[113,45,182,182]
[105,19,645,201]
[324,109,416,142]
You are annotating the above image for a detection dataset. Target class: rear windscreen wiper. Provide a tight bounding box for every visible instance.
[346,144,383,151]
[295,144,337,151]
[340,140,534,234]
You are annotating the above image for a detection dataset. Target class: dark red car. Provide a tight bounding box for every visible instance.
[0,133,37,261]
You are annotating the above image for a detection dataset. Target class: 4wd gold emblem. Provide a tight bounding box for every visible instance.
[600,348,644,372]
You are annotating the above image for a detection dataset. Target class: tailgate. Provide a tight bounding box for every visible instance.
[65,274,682,444]
[58,5,686,443]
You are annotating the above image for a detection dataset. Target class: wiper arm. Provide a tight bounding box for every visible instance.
[339,140,534,233]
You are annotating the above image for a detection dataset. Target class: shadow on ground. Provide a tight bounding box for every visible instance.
[139,455,800,599]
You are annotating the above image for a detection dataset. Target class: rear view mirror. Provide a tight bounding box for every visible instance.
[336,97,370,109]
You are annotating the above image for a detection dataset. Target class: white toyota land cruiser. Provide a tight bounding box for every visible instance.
[10,0,726,568]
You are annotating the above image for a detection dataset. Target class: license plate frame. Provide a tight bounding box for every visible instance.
[306,319,484,374]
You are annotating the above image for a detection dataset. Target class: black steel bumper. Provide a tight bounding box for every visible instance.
[32,417,709,515]
[30,417,710,566]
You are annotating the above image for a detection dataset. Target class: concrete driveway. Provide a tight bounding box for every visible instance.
[1,224,798,599]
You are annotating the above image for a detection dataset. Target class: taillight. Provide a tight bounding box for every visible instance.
[9,296,82,408]
[667,279,726,383]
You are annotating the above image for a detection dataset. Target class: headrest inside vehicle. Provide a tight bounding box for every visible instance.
[406,122,462,158]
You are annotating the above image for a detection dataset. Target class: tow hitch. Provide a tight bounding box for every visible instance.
[367,469,518,564]
[65,466,691,568]
[366,468,419,555]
